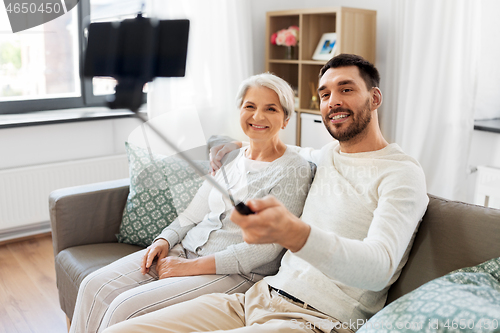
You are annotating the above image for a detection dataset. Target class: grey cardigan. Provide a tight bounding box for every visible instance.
[155,147,313,276]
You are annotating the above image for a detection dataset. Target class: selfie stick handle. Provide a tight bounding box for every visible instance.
[235,202,254,215]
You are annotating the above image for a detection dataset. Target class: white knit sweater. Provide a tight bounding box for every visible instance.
[265,141,428,330]
[156,147,313,276]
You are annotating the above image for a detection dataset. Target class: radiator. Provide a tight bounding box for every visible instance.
[0,155,129,241]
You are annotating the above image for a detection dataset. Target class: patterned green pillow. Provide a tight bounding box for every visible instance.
[117,142,209,247]
[358,257,500,332]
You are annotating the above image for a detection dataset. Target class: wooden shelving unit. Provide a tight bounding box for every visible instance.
[265,7,377,145]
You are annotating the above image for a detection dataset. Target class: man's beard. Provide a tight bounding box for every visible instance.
[323,99,372,142]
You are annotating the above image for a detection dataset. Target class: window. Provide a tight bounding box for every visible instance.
[0,0,147,114]
[88,0,148,97]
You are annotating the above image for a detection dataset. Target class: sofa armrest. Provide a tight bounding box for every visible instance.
[49,178,130,257]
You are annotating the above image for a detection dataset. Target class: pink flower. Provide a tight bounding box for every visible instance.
[270,32,277,45]
[284,33,297,47]
[271,26,299,47]
[275,30,287,45]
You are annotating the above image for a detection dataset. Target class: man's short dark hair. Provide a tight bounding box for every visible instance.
[319,54,380,90]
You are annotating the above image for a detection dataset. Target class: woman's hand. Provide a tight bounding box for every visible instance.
[209,141,242,175]
[157,255,216,279]
[141,239,170,275]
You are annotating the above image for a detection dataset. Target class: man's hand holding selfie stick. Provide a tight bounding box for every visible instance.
[230,196,311,253]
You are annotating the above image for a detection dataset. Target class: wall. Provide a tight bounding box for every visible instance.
[0,114,142,237]
[466,130,500,206]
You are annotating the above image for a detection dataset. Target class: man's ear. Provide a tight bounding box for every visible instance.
[371,87,383,110]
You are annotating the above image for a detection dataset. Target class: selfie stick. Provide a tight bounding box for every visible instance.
[83,15,253,215]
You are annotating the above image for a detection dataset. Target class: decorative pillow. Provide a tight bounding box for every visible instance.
[117,142,209,247]
[358,257,500,333]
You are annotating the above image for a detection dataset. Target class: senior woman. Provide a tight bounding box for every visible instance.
[69,73,313,333]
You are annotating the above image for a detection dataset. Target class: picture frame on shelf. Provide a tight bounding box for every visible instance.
[312,33,337,61]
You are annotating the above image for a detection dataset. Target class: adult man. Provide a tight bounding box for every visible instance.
[103,54,428,333]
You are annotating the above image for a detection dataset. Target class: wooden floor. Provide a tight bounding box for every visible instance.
[0,234,67,333]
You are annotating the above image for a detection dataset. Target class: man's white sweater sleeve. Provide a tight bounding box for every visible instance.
[293,165,428,291]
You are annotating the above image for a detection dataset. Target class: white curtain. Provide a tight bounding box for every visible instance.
[384,0,480,201]
[473,0,500,120]
[146,0,253,141]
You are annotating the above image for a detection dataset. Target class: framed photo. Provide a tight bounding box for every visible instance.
[312,33,337,61]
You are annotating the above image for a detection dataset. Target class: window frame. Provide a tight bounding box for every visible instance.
[0,0,146,115]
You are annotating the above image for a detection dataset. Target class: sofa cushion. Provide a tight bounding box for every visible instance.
[117,142,209,247]
[55,242,142,320]
[358,257,500,332]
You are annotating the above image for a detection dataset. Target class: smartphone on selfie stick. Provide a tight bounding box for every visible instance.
[83,13,253,215]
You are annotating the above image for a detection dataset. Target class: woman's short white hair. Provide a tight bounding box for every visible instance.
[235,73,294,121]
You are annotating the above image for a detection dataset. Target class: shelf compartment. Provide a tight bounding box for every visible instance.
[299,64,325,111]
[301,13,337,61]
[267,62,299,92]
[268,14,300,60]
